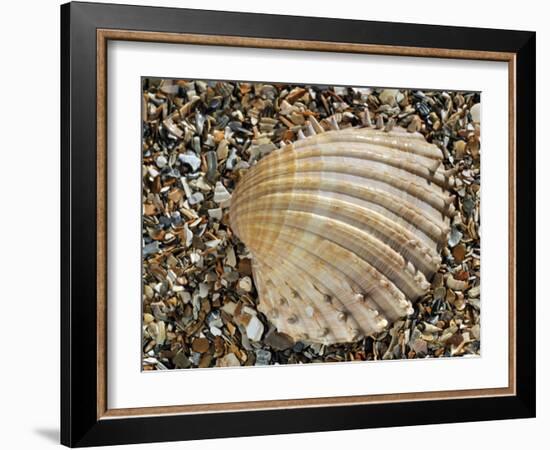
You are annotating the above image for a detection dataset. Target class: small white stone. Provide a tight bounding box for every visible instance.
[225,246,237,267]
[213,181,231,204]
[208,207,223,220]
[333,86,348,96]
[179,291,191,304]
[178,151,201,172]
[204,239,221,249]
[238,276,253,292]
[187,192,204,205]
[194,177,212,192]
[246,315,264,342]
[148,166,160,178]
[180,177,193,198]
[423,322,442,333]
[198,283,209,298]
[143,357,159,365]
[305,306,315,318]
[210,326,223,336]
[183,224,193,247]
[243,306,257,316]
[155,155,168,168]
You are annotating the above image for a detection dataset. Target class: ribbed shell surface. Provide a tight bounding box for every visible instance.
[230,127,454,344]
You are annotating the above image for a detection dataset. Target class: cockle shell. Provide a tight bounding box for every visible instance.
[229,126,455,344]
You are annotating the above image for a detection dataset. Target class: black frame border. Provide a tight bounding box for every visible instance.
[61,2,536,447]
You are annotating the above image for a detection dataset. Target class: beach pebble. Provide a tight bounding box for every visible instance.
[225,246,237,267]
[218,353,240,367]
[210,326,222,337]
[207,208,223,220]
[246,315,264,342]
[179,152,201,172]
[411,338,428,355]
[191,338,210,353]
[187,192,204,205]
[238,276,253,292]
[213,181,231,204]
[264,329,294,350]
[379,89,399,106]
[143,241,160,257]
[255,349,272,365]
[155,155,168,168]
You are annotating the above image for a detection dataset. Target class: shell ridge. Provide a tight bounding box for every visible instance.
[257,228,408,333]
[292,127,443,160]
[239,205,441,274]
[253,218,428,301]
[234,187,449,244]
[237,145,450,191]
[233,165,451,214]
[232,171,449,225]
[234,193,444,268]
[250,219,409,311]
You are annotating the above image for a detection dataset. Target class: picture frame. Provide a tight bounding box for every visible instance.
[60,1,536,447]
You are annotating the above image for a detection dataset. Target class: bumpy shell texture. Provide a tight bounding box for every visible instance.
[230,126,455,344]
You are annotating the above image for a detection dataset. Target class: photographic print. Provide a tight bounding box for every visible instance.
[141,78,481,370]
[62,5,534,444]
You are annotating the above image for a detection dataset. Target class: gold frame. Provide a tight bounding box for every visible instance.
[96,29,516,420]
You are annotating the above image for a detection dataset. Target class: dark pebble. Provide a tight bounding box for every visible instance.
[143,241,160,257]
[228,121,242,131]
[205,151,218,183]
[216,115,230,129]
[415,102,430,117]
[446,332,464,347]
[173,351,192,369]
[192,235,205,250]
[208,98,222,111]
[170,212,182,225]
[264,328,294,351]
[228,121,253,135]
[292,342,305,352]
[159,216,172,228]
[463,196,475,217]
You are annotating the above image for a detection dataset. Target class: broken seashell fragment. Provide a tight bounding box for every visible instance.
[230,126,454,344]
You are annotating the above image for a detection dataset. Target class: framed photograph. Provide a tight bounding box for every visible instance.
[61,1,536,447]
